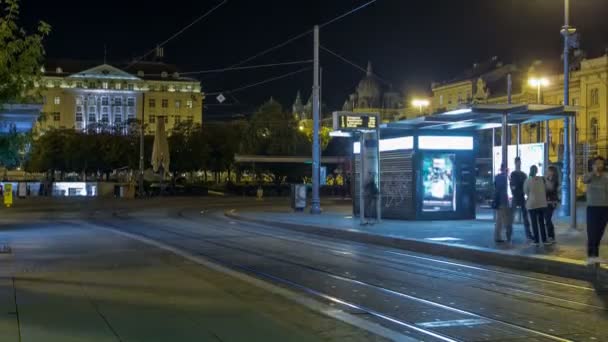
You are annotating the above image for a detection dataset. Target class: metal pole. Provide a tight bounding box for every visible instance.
[517,124,521,157]
[359,133,365,225]
[375,128,381,223]
[502,113,508,172]
[138,92,145,197]
[537,84,542,143]
[561,0,571,216]
[570,116,577,228]
[311,25,321,214]
[545,120,550,169]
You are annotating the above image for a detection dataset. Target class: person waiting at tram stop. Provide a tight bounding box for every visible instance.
[493,163,512,243]
[510,157,533,242]
[544,165,560,245]
[524,165,549,247]
[363,172,379,225]
[583,156,608,265]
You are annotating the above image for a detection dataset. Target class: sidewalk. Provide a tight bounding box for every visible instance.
[227,202,608,282]
[0,220,383,341]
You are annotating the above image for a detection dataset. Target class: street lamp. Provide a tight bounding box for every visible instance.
[528,77,549,104]
[412,99,430,114]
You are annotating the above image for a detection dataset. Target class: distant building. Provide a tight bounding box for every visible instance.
[341,62,403,122]
[35,58,204,135]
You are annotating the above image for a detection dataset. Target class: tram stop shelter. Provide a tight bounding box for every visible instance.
[380,104,578,227]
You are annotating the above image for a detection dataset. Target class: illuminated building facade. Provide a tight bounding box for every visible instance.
[35,59,203,135]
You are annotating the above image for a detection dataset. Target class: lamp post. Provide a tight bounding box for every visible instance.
[412,99,430,115]
[529,77,549,143]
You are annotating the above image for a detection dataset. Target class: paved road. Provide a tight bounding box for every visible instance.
[2,198,608,341]
[86,199,608,342]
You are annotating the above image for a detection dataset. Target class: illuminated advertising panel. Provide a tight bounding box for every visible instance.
[421,153,456,212]
[492,143,545,198]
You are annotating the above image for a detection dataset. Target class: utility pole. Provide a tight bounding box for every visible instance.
[138,93,145,197]
[310,25,321,214]
[560,0,576,224]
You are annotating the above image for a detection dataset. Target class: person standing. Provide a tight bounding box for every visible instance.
[494,163,512,243]
[524,165,548,246]
[510,157,533,242]
[583,156,608,264]
[544,166,560,244]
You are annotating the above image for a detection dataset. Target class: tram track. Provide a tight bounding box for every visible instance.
[95,209,583,341]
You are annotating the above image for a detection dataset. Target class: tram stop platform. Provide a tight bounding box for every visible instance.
[226,202,608,283]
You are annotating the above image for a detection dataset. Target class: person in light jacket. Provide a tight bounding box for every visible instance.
[583,156,608,264]
[524,165,548,246]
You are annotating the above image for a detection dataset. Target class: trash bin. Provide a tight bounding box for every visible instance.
[290,184,307,211]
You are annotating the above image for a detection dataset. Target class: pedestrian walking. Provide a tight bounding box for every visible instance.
[364,173,379,224]
[510,157,533,241]
[544,165,560,244]
[493,163,512,243]
[524,165,548,246]
[583,156,608,264]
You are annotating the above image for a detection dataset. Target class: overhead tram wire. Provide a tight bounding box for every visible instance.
[125,0,228,69]
[206,66,312,96]
[204,0,379,79]
[168,60,313,76]
[320,45,392,86]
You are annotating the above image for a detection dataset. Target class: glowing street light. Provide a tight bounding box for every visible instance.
[298,125,305,131]
[528,77,549,104]
[412,99,430,114]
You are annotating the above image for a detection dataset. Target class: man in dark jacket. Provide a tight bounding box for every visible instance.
[510,157,532,241]
[495,163,512,242]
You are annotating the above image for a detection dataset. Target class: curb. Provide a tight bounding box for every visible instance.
[225,211,608,283]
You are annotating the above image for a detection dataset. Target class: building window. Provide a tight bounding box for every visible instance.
[42,96,47,104]
[88,82,96,89]
[114,107,122,115]
[76,82,83,88]
[164,116,168,124]
[113,97,122,106]
[88,106,96,114]
[149,115,155,123]
[186,115,193,123]
[174,116,180,124]
[102,82,109,89]
[76,113,83,122]
[175,100,181,108]
[590,117,599,142]
[53,112,60,121]
[439,95,444,106]
[115,115,122,124]
[162,99,168,108]
[101,113,109,122]
[128,84,134,91]
[186,100,193,108]
[127,107,135,115]
[54,96,61,105]
[115,83,122,90]
[161,85,168,92]
[457,92,462,104]
[76,97,83,106]
[149,98,156,108]
[590,88,599,106]
[571,97,579,106]
[127,97,135,106]
[76,105,83,113]
[101,97,109,106]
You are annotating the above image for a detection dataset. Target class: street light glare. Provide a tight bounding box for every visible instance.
[528,78,549,87]
[412,99,430,107]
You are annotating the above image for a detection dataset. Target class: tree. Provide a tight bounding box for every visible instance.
[0,0,50,104]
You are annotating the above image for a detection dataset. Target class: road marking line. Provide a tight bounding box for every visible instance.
[417,319,489,328]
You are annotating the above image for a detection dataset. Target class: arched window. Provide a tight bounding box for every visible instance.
[590,117,599,142]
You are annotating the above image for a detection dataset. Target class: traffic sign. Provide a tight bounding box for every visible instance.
[216,93,226,103]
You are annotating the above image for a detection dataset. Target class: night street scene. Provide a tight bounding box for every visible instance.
[2,0,608,341]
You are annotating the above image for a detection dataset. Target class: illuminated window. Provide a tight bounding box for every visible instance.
[52,112,60,121]
[54,96,61,105]
[102,82,109,89]
[115,83,122,90]
[76,97,83,105]
[101,97,109,106]
[175,100,181,108]
[149,99,156,108]
[127,97,135,106]
[162,99,168,108]
[186,100,193,108]
[149,115,155,123]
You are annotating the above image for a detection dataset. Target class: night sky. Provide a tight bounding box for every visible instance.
[22,0,608,119]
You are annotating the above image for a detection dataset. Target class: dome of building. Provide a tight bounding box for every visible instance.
[356,62,381,107]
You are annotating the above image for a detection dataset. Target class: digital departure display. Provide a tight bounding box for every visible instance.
[333,112,378,131]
